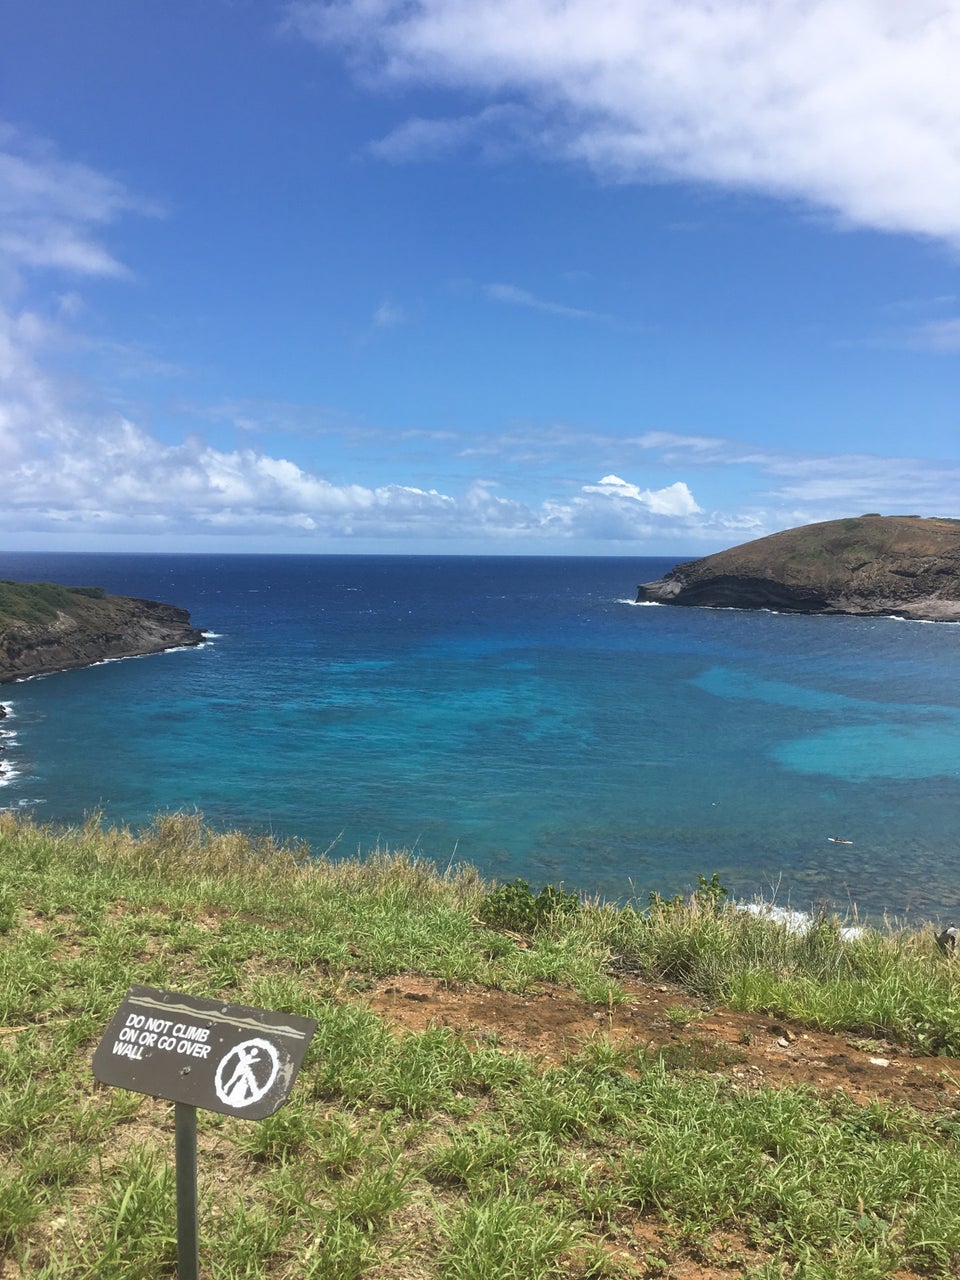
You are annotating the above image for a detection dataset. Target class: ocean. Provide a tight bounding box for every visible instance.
[2,551,959,921]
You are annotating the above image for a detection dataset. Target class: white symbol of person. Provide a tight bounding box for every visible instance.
[214,1038,280,1108]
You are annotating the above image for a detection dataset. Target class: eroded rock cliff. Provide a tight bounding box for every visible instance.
[637,516,960,621]
[0,581,205,682]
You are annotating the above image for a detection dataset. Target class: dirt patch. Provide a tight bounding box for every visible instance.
[369,975,960,1114]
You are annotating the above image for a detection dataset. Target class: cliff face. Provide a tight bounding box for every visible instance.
[637,516,960,621]
[0,582,206,682]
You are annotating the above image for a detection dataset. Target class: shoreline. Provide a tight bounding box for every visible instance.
[0,581,206,685]
[0,633,209,685]
[0,700,10,785]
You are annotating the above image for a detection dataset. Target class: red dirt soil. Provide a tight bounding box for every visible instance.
[369,974,960,1114]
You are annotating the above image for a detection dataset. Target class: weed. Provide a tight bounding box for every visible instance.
[665,1005,699,1029]
[641,1036,746,1073]
[299,1212,374,1280]
[478,878,581,934]
[438,1196,578,1280]
[425,1124,520,1190]
[0,1169,43,1249]
[0,887,16,933]
[329,1154,412,1231]
[648,872,728,915]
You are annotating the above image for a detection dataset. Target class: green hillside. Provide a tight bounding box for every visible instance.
[2,812,960,1278]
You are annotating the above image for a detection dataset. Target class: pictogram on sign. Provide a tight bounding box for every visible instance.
[214,1038,280,1108]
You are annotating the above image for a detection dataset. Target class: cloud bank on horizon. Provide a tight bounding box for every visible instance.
[1,1,957,554]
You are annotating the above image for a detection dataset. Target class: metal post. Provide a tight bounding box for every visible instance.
[175,1102,199,1280]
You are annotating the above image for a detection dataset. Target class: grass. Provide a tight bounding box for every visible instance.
[0,581,106,631]
[603,895,960,1055]
[2,810,960,1277]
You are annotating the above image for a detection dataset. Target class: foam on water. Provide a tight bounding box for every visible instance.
[88,642,208,669]
[738,900,864,942]
[0,701,15,786]
[887,616,960,627]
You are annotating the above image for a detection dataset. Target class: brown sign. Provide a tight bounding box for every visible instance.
[92,986,317,1119]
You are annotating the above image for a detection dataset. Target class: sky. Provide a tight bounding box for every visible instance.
[1,0,958,556]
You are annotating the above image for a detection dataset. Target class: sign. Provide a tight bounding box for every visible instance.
[92,986,317,1120]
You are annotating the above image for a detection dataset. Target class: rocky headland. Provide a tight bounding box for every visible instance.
[0,580,206,684]
[637,515,960,621]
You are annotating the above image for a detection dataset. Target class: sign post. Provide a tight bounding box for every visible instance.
[93,986,317,1274]
[175,1103,199,1280]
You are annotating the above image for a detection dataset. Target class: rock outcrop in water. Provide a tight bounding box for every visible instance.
[0,581,205,682]
[637,515,960,621]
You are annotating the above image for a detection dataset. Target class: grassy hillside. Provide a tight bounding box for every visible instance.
[0,581,107,630]
[2,812,960,1278]
[683,516,960,591]
[638,515,960,618]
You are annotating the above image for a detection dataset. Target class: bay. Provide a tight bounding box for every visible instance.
[2,551,959,920]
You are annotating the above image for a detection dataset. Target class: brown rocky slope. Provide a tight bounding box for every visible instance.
[0,580,205,683]
[637,514,960,620]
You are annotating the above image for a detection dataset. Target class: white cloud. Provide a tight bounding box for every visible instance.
[581,474,702,516]
[370,103,531,161]
[195,397,365,440]
[628,430,960,513]
[4,299,956,546]
[541,474,725,543]
[881,294,956,315]
[2,399,465,537]
[632,431,738,464]
[908,318,960,352]
[371,112,477,162]
[289,0,960,246]
[0,306,67,468]
[760,452,960,511]
[0,126,159,288]
[373,300,405,327]
[0,307,721,545]
[56,291,85,319]
[838,305,960,352]
[485,282,611,323]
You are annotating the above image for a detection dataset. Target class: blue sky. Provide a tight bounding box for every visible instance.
[1,0,957,555]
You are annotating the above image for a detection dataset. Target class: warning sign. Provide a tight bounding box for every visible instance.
[92,986,317,1119]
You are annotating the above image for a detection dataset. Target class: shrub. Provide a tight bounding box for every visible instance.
[648,872,728,914]
[478,878,580,934]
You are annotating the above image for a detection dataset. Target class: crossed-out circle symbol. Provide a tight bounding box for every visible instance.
[214,1038,280,1108]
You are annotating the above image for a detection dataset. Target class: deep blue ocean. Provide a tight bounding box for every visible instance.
[2,552,959,920]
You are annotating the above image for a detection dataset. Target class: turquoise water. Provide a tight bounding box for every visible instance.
[2,552,959,919]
